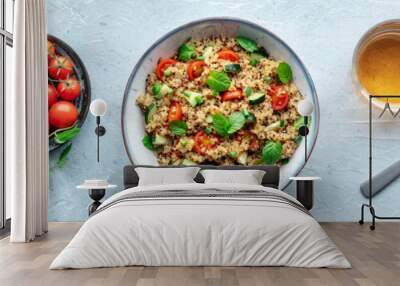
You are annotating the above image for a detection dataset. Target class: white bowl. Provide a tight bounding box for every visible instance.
[121,17,320,189]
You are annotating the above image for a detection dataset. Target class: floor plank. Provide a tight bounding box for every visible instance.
[0,222,399,286]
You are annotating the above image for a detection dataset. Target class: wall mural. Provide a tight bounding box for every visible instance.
[121,19,319,189]
[47,0,400,222]
[47,35,91,167]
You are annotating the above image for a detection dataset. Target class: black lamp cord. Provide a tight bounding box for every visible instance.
[304,116,308,162]
[96,116,100,162]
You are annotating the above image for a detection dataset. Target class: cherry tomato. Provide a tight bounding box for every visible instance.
[268,85,289,111]
[221,89,243,101]
[48,55,74,80]
[187,60,206,81]
[218,49,240,62]
[48,40,56,62]
[156,58,177,80]
[194,131,219,155]
[57,79,81,101]
[49,101,78,129]
[48,83,58,108]
[168,101,183,122]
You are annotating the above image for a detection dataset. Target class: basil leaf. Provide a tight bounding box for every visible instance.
[207,71,231,92]
[142,135,154,150]
[178,44,196,62]
[212,113,230,137]
[224,64,241,74]
[54,126,80,144]
[227,112,245,134]
[169,120,188,136]
[277,62,293,84]
[57,143,72,168]
[262,141,282,165]
[236,36,259,53]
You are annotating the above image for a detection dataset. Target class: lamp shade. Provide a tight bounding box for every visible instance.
[90,99,107,117]
[297,98,314,116]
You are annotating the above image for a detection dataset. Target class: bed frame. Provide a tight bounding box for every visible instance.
[123,165,280,189]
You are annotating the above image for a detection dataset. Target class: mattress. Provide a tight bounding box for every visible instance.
[50,183,350,269]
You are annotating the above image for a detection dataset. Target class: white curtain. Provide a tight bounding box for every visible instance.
[9,0,48,242]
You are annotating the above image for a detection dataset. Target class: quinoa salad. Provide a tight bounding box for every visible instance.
[136,36,308,166]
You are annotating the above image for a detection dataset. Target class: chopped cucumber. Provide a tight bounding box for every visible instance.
[203,46,214,65]
[249,52,265,66]
[237,152,248,165]
[182,159,196,166]
[244,86,253,97]
[152,83,172,99]
[224,64,241,73]
[153,134,168,145]
[206,115,213,123]
[152,83,162,97]
[163,68,173,77]
[180,139,189,147]
[248,92,265,105]
[228,151,237,158]
[183,91,204,107]
[145,103,157,123]
[204,127,213,134]
[266,120,285,131]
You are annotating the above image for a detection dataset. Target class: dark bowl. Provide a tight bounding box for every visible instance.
[48,35,91,152]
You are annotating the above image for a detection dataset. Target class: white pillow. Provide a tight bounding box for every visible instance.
[200,169,265,185]
[135,167,200,186]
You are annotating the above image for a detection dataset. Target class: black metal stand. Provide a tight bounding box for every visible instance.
[359,95,400,231]
[88,188,105,216]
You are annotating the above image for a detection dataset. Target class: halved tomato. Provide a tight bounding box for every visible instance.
[187,60,205,81]
[221,89,243,101]
[194,131,219,155]
[218,49,240,62]
[168,101,183,122]
[268,85,289,111]
[156,58,177,80]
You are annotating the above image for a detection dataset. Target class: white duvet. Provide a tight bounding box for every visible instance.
[50,183,350,269]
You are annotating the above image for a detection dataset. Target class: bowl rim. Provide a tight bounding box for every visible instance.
[121,16,320,186]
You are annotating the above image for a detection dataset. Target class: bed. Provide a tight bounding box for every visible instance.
[50,165,350,269]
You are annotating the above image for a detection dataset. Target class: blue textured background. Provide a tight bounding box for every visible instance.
[47,0,400,221]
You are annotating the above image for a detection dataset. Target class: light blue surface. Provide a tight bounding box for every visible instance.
[47,0,400,221]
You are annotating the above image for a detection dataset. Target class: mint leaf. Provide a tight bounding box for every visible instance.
[212,112,245,136]
[277,62,293,84]
[227,112,245,134]
[57,143,72,168]
[142,135,154,150]
[207,71,231,92]
[54,126,80,144]
[236,36,259,53]
[169,120,188,136]
[262,141,282,165]
[178,44,196,62]
[212,113,230,137]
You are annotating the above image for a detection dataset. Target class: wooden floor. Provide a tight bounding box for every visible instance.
[0,222,399,286]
